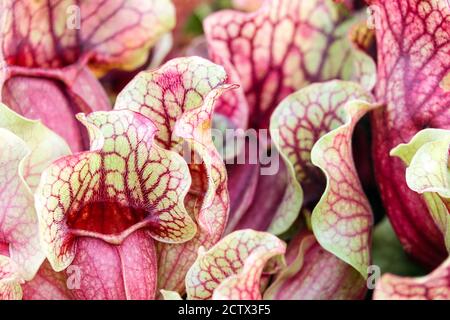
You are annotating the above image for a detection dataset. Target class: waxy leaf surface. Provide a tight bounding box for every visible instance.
[1,67,110,152]
[391,129,450,251]
[21,261,73,300]
[113,57,231,294]
[264,230,366,300]
[2,0,175,74]
[204,0,376,129]
[311,99,376,276]
[185,229,286,300]
[226,157,290,233]
[1,0,176,150]
[369,0,450,267]
[204,0,376,235]
[0,256,22,300]
[391,129,450,198]
[374,257,450,300]
[0,104,71,190]
[270,81,374,277]
[35,110,195,299]
[269,80,372,233]
[0,105,70,299]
